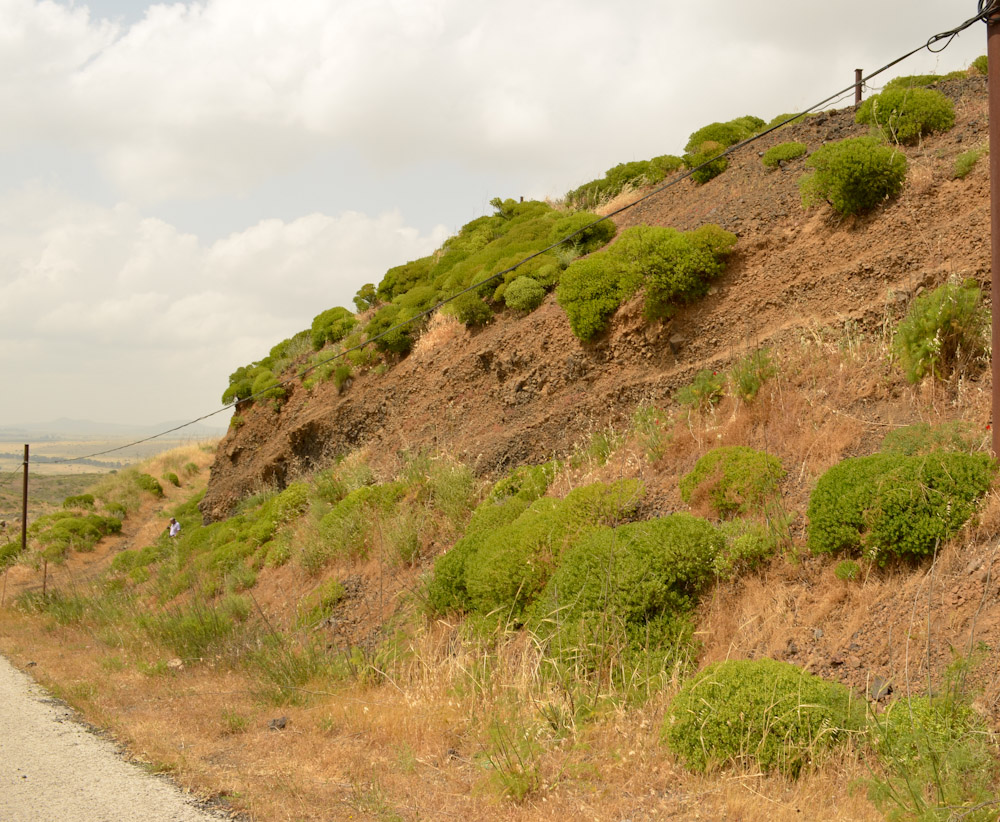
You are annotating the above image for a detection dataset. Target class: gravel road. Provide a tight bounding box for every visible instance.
[0,655,228,822]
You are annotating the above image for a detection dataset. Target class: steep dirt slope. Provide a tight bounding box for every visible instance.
[201,76,990,522]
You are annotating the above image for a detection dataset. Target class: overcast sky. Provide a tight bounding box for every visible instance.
[0,0,988,429]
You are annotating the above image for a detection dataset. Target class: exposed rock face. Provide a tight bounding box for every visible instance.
[201,77,991,522]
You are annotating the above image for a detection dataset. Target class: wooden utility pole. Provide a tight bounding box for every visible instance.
[989,6,1000,457]
[20,444,28,554]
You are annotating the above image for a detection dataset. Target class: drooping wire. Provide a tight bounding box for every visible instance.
[54,6,995,464]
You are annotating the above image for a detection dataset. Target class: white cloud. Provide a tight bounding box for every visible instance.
[0,184,448,422]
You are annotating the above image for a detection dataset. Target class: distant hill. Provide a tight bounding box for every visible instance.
[0,418,226,442]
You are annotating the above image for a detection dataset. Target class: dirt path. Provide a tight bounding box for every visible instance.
[0,654,227,822]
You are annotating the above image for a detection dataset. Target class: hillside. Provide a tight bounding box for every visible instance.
[2,72,1000,822]
[201,76,990,522]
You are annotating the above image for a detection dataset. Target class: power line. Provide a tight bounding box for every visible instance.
[55,6,994,464]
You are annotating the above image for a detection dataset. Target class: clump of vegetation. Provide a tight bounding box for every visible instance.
[972,55,988,75]
[761,142,807,168]
[730,348,776,402]
[134,473,164,498]
[556,224,736,341]
[675,369,726,411]
[310,306,357,351]
[893,279,989,383]
[834,560,860,581]
[663,658,865,776]
[715,520,782,580]
[800,136,907,215]
[426,478,642,619]
[683,116,764,184]
[680,446,785,519]
[164,472,181,488]
[867,659,998,821]
[881,421,981,456]
[806,452,994,564]
[630,403,671,462]
[30,512,122,560]
[954,147,987,179]
[856,87,955,144]
[565,156,684,209]
[503,276,546,313]
[62,493,95,509]
[531,513,723,672]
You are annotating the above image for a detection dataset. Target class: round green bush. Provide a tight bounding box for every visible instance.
[893,279,988,383]
[547,211,617,255]
[761,141,807,168]
[807,452,994,564]
[685,141,729,184]
[856,87,955,144]
[664,658,865,776]
[799,136,907,215]
[972,55,988,76]
[310,306,357,350]
[680,446,785,519]
[555,255,632,341]
[504,276,546,313]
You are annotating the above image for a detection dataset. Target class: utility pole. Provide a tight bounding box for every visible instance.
[20,444,28,554]
[989,5,1000,457]
[854,69,863,108]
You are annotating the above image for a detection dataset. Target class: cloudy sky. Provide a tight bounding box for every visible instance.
[0,0,987,429]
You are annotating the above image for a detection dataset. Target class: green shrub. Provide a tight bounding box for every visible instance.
[881,421,980,456]
[893,279,989,383]
[164,472,180,488]
[429,479,642,618]
[766,112,809,129]
[353,282,377,312]
[62,494,95,509]
[972,55,988,75]
[556,255,635,341]
[565,157,683,209]
[547,211,617,255]
[800,136,907,215]
[954,147,987,179]
[806,452,994,563]
[684,119,760,153]
[834,560,860,581]
[332,364,352,393]
[532,513,722,669]
[675,369,725,411]
[250,368,285,402]
[32,512,122,560]
[310,306,357,350]
[730,348,777,402]
[135,473,164,498]
[503,277,546,313]
[447,292,493,327]
[761,141,808,168]
[856,87,955,144]
[715,520,781,580]
[489,461,559,504]
[868,682,998,821]
[664,658,864,776]
[884,73,944,90]
[680,446,785,519]
[685,141,729,184]
[183,462,199,477]
[630,403,670,462]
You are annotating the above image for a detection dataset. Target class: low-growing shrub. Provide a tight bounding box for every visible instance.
[715,520,781,579]
[504,276,546,313]
[761,142,807,168]
[856,87,955,144]
[62,494,95,509]
[547,211,617,255]
[164,472,181,488]
[894,279,989,383]
[807,452,994,564]
[447,292,493,327]
[565,157,683,209]
[685,141,728,184]
[663,658,865,776]
[310,306,357,350]
[972,54,988,75]
[532,513,722,669]
[680,446,785,519]
[800,136,907,215]
[32,512,122,560]
[135,473,164,498]
[954,147,987,179]
[675,369,725,411]
[630,403,671,462]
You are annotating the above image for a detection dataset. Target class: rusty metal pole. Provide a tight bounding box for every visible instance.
[855,69,863,107]
[20,444,28,554]
[989,8,1000,457]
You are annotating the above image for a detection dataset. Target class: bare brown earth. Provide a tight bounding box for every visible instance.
[201,77,991,523]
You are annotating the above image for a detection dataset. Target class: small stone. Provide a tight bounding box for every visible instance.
[269,716,289,731]
[966,559,983,575]
[166,658,184,671]
[830,657,844,667]
[848,655,862,669]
